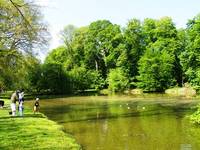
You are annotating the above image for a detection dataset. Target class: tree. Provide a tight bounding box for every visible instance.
[137,49,175,92]
[180,14,200,89]
[140,17,183,88]
[42,16,200,93]
[60,24,76,47]
[0,0,49,91]
[49,26,89,71]
[45,46,67,64]
[154,17,177,39]
[70,27,89,68]
[156,17,184,86]
[0,50,28,90]
[25,55,42,92]
[0,0,49,52]
[142,18,157,44]
[40,63,71,94]
[69,65,105,91]
[84,20,123,77]
[124,19,144,77]
[175,29,187,86]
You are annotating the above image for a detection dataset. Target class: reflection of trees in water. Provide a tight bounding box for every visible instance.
[37,97,200,149]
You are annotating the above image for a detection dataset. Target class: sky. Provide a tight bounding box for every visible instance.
[34,0,200,61]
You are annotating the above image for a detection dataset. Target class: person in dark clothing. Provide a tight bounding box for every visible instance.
[33,97,40,114]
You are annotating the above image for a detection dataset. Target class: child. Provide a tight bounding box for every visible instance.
[18,89,24,103]
[18,90,24,116]
[18,100,23,116]
[33,98,40,114]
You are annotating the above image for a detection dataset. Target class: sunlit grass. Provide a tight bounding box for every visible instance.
[0,99,81,150]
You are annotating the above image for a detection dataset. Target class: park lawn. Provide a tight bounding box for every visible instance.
[0,99,81,150]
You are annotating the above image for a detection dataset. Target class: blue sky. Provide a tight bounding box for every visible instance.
[35,0,200,60]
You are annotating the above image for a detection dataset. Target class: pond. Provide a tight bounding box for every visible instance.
[27,95,200,150]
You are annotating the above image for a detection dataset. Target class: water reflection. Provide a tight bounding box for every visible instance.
[62,115,200,150]
[26,95,200,150]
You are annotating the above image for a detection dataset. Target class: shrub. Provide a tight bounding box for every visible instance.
[107,68,129,92]
[190,105,200,124]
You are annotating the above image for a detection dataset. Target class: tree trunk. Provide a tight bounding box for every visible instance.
[95,60,98,71]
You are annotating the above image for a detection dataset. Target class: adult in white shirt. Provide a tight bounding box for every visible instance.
[10,91,19,116]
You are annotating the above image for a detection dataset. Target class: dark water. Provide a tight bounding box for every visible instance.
[27,95,200,150]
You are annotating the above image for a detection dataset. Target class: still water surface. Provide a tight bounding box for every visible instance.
[28,95,200,150]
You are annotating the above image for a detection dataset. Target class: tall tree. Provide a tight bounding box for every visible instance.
[84,20,123,77]
[45,46,68,66]
[137,17,180,91]
[0,0,49,90]
[0,0,49,52]
[70,27,88,67]
[60,25,76,46]
[137,49,175,92]
[142,18,157,44]
[124,19,144,77]
[180,14,200,89]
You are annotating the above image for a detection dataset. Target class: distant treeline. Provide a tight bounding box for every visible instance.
[1,1,200,94]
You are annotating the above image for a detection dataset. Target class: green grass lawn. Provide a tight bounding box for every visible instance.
[0,99,81,150]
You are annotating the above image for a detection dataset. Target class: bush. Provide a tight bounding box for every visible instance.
[107,68,129,92]
[69,66,105,91]
[190,105,200,124]
[28,63,71,94]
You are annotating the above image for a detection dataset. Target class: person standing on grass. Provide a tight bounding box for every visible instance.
[18,100,24,116]
[18,89,24,102]
[18,89,24,116]
[33,97,40,114]
[10,90,19,116]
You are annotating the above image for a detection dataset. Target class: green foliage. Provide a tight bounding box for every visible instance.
[107,68,129,92]
[184,68,200,89]
[116,44,131,71]
[136,17,183,91]
[26,62,71,94]
[40,63,71,94]
[0,0,49,52]
[155,17,177,39]
[0,51,31,90]
[71,27,89,67]
[69,66,105,91]
[84,20,123,76]
[180,14,200,89]
[0,0,49,91]
[3,9,200,94]
[137,49,176,92]
[124,19,144,77]
[142,18,157,44]
[190,105,200,124]
[25,56,43,92]
[45,46,68,65]
[42,17,188,93]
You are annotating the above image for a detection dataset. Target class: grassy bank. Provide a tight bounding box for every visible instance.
[0,99,81,150]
